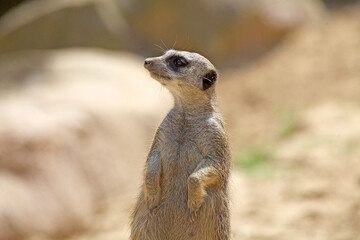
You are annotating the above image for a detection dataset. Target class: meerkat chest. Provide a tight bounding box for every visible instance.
[159,123,200,150]
[158,120,205,166]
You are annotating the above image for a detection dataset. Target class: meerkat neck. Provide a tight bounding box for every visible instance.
[172,94,218,119]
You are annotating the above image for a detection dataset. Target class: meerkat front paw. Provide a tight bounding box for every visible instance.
[187,195,204,222]
[145,192,161,216]
[187,177,207,221]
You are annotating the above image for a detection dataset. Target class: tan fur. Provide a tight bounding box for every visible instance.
[130,50,231,240]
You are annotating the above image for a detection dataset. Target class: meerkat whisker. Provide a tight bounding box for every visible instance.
[172,34,178,49]
[160,39,168,51]
[153,43,165,53]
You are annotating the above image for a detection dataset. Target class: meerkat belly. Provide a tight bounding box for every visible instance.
[161,139,202,183]
[159,130,204,203]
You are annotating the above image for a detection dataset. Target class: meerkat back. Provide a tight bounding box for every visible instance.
[130,50,231,240]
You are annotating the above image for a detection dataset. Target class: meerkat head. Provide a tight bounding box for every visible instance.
[144,50,218,98]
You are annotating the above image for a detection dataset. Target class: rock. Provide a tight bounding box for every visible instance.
[0,0,326,66]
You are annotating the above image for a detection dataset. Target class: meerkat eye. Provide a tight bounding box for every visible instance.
[173,57,188,67]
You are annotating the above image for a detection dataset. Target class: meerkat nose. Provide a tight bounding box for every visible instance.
[144,59,153,69]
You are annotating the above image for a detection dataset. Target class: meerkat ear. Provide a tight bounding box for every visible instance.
[202,70,217,90]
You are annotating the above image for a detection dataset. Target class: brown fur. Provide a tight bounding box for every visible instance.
[131,50,231,240]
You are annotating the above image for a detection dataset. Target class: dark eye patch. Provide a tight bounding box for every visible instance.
[167,55,189,70]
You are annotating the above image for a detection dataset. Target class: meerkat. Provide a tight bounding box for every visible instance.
[130,50,231,240]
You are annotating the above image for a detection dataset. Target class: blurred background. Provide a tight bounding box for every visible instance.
[0,0,359,239]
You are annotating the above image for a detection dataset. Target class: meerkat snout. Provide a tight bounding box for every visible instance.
[144,59,152,68]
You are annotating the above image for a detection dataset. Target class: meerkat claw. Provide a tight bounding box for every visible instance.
[149,203,158,215]
[189,209,198,222]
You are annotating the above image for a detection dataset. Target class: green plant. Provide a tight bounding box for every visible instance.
[276,108,301,138]
[234,146,273,176]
